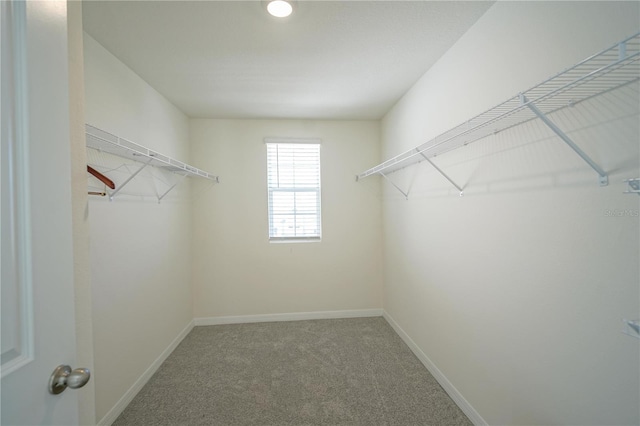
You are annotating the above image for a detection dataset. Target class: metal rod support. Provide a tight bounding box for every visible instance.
[109,158,153,201]
[520,94,608,186]
[418,151,464,196]
[380,172,409,200]
[623,319,640,339]
[619,41,627,61]
[158,174,188,203]
[158,183,179,203]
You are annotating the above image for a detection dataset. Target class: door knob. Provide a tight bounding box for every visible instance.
[48,365,91,395]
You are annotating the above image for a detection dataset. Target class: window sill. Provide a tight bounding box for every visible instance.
[269,237,321,244]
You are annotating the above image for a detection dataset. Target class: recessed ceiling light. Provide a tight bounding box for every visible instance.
[267,0,293,18]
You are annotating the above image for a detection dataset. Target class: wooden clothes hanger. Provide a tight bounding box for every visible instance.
[87,165,115,190]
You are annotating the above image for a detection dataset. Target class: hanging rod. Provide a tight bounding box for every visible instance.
[357,32,640,194]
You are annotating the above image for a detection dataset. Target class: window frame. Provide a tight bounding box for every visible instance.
[265,138,322,243]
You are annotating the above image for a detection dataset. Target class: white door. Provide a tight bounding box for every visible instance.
[1,1,83,424]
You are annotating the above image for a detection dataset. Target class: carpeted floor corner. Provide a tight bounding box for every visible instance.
[112,317,472,425]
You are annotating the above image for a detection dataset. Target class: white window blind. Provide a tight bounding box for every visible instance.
[266,141,321,240]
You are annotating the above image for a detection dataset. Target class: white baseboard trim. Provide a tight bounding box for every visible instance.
[97,319,195,426]
[195,308,383,326]
[382,311,487,426]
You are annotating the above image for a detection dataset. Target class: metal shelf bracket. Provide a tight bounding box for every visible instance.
[417,150,464,196]
[622,319,640,339]
[108,157,153,201]
[520,94,608,186]
[619,41,627,60]
[157,174,189,203]
[380,172,409,200]
[624,178,640,195]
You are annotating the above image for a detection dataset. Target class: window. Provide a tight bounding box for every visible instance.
[266,139,321,241]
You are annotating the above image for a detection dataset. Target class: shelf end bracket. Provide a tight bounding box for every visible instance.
[520,94,608,186]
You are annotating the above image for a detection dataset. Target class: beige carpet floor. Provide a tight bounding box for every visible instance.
[112,317,472,425]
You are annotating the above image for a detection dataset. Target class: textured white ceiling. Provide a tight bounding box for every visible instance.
[82,1,493,120]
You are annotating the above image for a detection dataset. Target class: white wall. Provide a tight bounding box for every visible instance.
[381,2,639,425]
[83,34,193,423]
[190,119,383,319]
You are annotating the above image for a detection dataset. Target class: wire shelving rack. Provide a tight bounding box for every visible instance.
[357,33,640,197]
[85,124,218,201]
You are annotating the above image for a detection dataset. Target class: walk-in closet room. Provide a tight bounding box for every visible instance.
[1,1,639,425]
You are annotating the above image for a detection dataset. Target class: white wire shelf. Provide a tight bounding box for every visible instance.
[86,124,218,201]
[86,124,217,181]
[357,32,640,193]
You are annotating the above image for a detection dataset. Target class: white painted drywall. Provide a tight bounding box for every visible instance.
[381,2,639,425]
[83,34,193,422]
[190,119,383,319]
